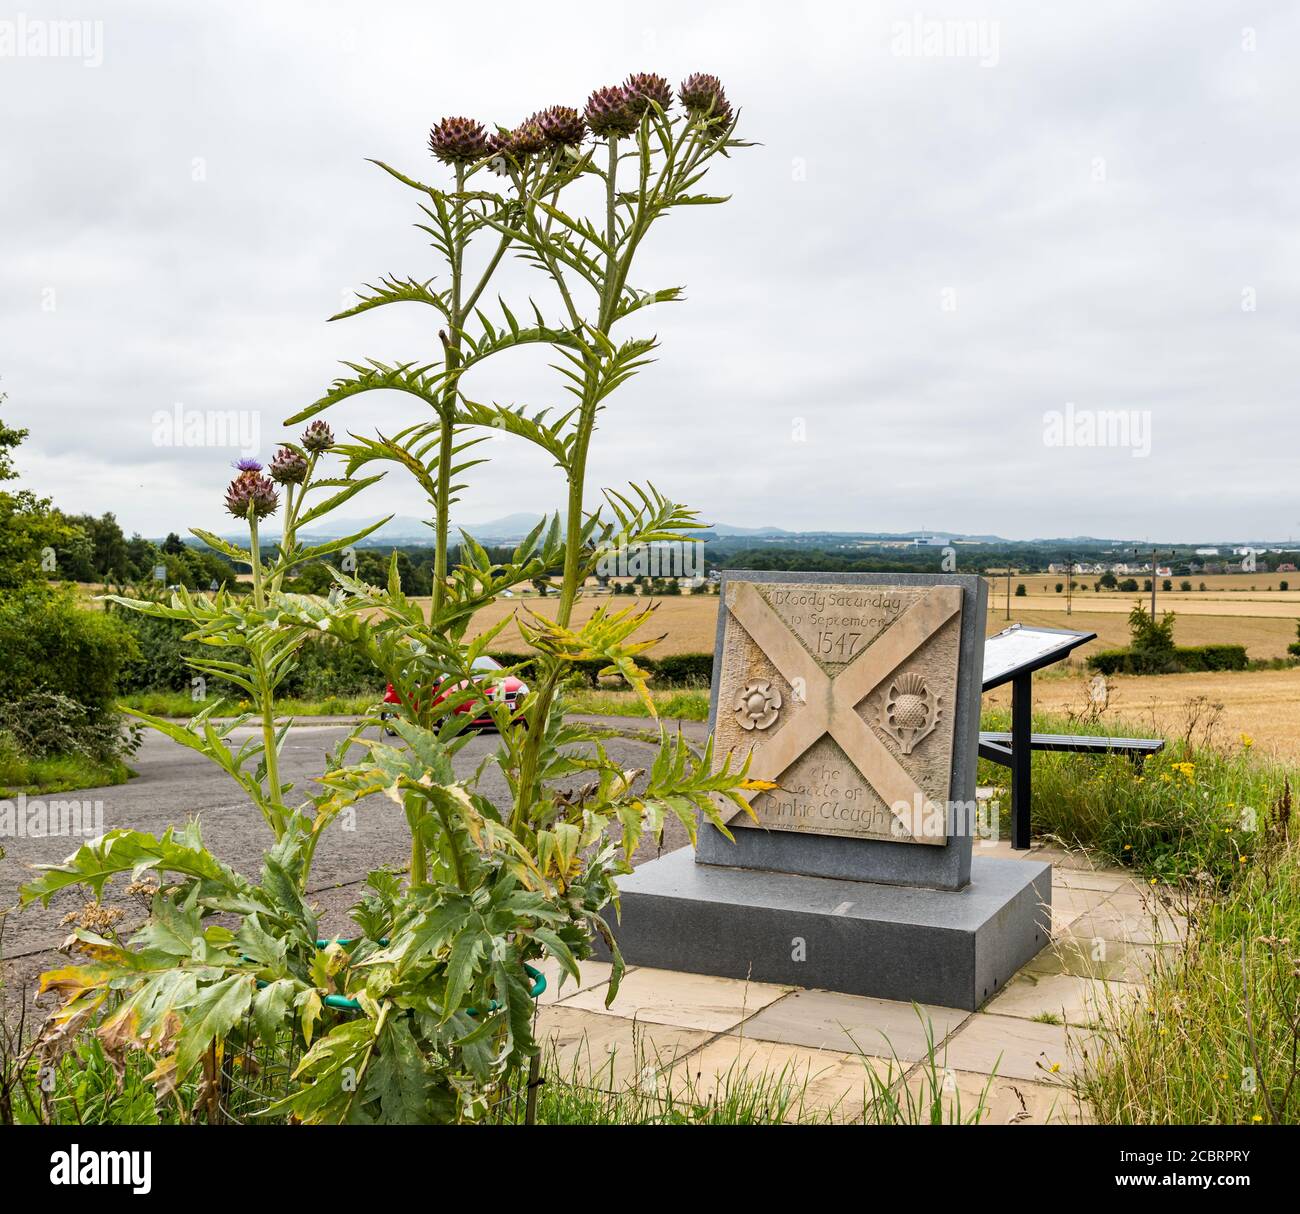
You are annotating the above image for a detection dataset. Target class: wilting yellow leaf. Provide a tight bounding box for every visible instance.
[301,989,322,1047]
[38,963,114,1002]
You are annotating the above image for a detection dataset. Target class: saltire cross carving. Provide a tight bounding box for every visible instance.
[724,581,963,844]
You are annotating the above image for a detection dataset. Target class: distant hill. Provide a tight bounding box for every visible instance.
[191,514,1300,552]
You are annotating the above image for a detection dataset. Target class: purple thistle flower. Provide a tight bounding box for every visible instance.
[225,472,278,521]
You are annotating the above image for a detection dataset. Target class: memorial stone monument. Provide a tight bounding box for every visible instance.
[604,571,1051,1010]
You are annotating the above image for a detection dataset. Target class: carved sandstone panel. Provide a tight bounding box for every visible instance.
[713,581,964,845]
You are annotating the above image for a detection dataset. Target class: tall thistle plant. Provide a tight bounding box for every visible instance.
[21,72,762,1124]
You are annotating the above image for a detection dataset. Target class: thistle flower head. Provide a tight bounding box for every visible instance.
[269,446,308,485]
[300,420,334,453]
[233,458,263,475]
[584,85,638,139]
[623,72,673,116]
[428,116,489,165]
[678,73,732,125]
[509,117,548,158]
[533,105,586,148]
[225,472,278,521]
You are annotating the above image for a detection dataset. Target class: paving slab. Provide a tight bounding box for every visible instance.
[1053,868,1141,895]
[1026,935,1173,983]
[983,969,1141,1028]
[535,1006,712,1090]
[737,988,968,1061]
[941,1012,1100,1082]
[534,958,619,1006]
[664,1036,893,1122]
[1067,906,1188,948]
[558,965,791,1032]
[1050,885,1115,933]
[902,1068,1090,1125]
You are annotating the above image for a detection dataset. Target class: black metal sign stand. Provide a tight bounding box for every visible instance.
[980,624,1096,849]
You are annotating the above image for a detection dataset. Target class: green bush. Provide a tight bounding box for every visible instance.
[114,608,193,692]
[1176,644,1248,672]
[1086,648,1130,675]
[650,653,714,686]
[116,609,382,699]
[0,690,138,762]
[278,637,384,698]
[1088,644,1247,675]
[0,588,137,716]
[1085,604,1245,675]
[489,651,715,690]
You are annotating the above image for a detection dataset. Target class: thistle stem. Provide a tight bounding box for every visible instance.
[432,162,467,622]
[249,510,286,839]
[249,512,264,610]
[511,138,621,835]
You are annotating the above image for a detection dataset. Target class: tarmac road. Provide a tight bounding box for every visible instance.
[0,716,704,1018]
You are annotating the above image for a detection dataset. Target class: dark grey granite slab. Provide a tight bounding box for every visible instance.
[600,849,1051,1011]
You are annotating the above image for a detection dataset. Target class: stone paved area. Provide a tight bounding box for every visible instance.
[534,840,1187,1124]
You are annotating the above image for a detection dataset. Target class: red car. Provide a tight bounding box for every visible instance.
[381,655,528,734]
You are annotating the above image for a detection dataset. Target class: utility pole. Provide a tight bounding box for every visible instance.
[1151,546,1157,617]
[1005,568,1011,620]
[1065,552,1073,616]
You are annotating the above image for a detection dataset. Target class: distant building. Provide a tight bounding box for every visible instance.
[1195,547,1220,556]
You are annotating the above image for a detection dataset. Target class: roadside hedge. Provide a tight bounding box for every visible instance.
[1088,644,1248,675]
[0,587,138,717]
[488,652,714,688]
[115,611,383,699]
[94,606,719,700]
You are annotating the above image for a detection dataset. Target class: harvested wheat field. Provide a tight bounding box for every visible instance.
[463,593,1300,755]
[985,608,1299,661]
[1003,592,1300,620]
[983,668,1300,762]
[461,592,723,655]
[463,593,1300,662]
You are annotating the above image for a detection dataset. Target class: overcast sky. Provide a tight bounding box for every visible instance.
[2,1,1297,544]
